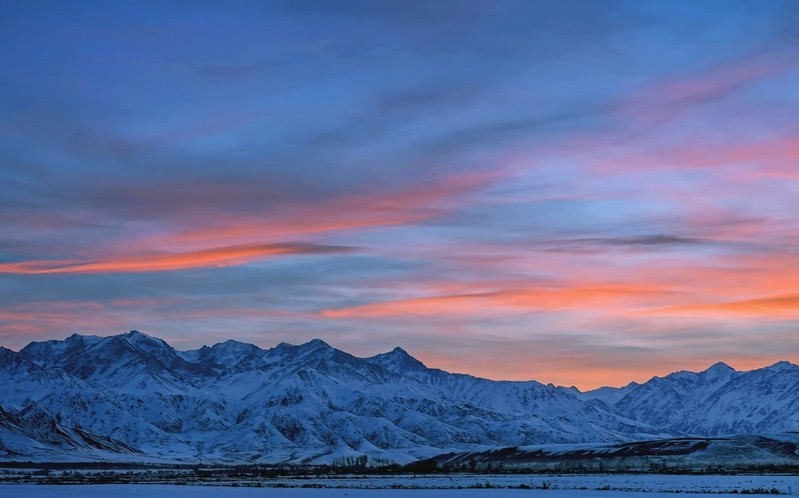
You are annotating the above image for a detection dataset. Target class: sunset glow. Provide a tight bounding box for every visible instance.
[1,1,797,390]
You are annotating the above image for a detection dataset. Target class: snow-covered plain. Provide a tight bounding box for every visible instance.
[1,474,798,497]
[0,486,761,498]
[0,486,637,498]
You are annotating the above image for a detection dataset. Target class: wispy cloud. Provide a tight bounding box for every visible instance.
[0,242,356,274]
[615,49,799,126]
[323,284,681,318]
[153,171,497,249]
[654,293,799,318]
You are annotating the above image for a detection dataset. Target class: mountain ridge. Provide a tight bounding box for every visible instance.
[1,330,797,464]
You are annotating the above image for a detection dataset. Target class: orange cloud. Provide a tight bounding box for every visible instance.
[1,170,498,276]
[0,242,354,274]
[638,252,799,298]
[654,293,799,317]
[323,284,680,318]
[151,171,499,250]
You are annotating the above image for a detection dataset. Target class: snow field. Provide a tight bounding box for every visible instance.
[1,474,798,496]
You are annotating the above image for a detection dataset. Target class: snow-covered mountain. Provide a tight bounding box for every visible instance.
[0,331,797,464]
[582,361,799,436]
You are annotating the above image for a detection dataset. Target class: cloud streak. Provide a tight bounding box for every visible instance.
[655,293,799,318]
[323,284,682,318]
[615,49,799,126]
[0,242,356,274]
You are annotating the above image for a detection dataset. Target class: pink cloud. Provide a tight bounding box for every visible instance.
[152,170,500,250]
[322,283,683,319]
[0,242,353,274]
[653,293,799,318]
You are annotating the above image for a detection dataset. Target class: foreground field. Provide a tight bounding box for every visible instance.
[1,474,799,497]
[0,485,773,498]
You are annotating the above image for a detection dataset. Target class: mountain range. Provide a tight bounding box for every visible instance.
[0,331,797,465]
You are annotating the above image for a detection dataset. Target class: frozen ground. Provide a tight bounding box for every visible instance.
[1,474,798,496]
[0,486,790,498]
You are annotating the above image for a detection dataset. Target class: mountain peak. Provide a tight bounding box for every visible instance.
[19,333,100,365]
[181,339,265,370]
[705,361,734,373]
[766,360,798,372]
[368,346,426,373]
[306,338,331,348]
[210,339,260,353]
[269,338,335,361]
[295,338,333,354]
[694,361,737,386]
[116,330,174,353]
[0,347,28,371]
[219,338,250,346]
[66,332,101,343]
[123,329,151,340]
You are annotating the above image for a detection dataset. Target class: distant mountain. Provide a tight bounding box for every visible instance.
[0,331,797,465]
[582,360,799,436]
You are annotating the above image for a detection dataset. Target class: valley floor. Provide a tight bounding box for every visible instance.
[1,474,799,496]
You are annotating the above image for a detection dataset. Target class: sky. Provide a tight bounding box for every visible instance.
[1,0,798,390]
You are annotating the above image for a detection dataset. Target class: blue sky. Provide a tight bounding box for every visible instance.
[1,0,798,388]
